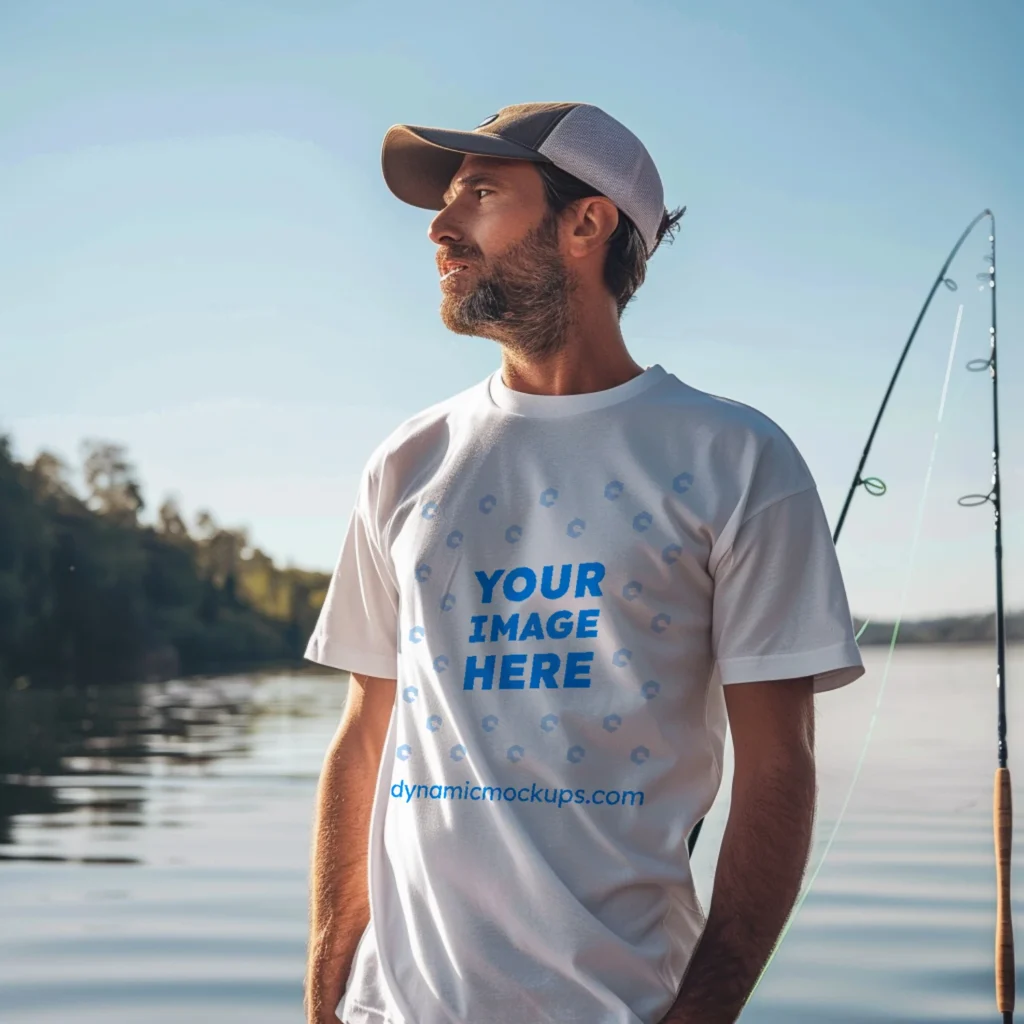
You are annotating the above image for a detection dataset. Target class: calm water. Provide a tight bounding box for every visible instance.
[2,644,1023,1023]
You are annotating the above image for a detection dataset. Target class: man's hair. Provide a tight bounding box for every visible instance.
[536,162,686,317]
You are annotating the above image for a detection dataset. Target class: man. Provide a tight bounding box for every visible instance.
[304,102,864,1024]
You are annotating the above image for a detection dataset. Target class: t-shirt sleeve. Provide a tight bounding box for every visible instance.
[304,467,399,679]
[711,485,865,694]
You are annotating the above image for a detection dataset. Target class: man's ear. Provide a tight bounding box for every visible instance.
[564,196,619,258]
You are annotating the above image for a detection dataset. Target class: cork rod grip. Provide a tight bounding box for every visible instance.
[995,766,1015,1015]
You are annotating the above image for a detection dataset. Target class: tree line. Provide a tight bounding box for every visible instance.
[1,431,1018,691]
[855,612,1022,646]
[0,433,330,690]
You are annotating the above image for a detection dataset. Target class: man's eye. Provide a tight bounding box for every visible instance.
[476,189,493,199]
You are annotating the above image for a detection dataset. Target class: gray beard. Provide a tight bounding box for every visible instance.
[439,217,577,360]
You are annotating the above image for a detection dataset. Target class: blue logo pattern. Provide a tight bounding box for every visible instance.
[403,470,698,783]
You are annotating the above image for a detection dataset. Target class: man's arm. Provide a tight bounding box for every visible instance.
[662,676,816,1024]
[305,673,396,1024]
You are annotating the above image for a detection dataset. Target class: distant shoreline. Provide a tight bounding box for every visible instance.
[853,611,1023,646]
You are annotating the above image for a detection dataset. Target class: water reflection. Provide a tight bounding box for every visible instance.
[0,672,343,864]
[3,649,1024,1023]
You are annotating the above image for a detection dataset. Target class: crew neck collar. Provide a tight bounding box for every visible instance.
[487,364,667,418]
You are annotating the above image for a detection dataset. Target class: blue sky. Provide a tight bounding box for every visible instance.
[1,0,1021,620]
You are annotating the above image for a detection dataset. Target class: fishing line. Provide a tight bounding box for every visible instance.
[747,302,965,999]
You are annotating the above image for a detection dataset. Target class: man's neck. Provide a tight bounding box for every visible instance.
[499,306,644,398]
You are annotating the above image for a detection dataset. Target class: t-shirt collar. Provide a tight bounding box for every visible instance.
[487,364,667,418]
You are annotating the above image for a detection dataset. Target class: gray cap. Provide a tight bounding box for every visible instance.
[381,102,667,256]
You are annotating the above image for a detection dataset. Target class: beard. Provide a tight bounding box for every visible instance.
[439,212,577,360]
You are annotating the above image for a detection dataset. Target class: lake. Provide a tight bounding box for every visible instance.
[2,643,1023,1023]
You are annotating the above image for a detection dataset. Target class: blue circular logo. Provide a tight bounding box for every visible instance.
[641,680,661,700]
[633,511,653,533]
[672,472,694,494]
[661,545,682,565]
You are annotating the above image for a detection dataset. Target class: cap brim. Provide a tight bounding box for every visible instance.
[381,124,549,211]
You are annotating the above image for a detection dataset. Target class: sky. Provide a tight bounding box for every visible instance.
[1,0,1022,621]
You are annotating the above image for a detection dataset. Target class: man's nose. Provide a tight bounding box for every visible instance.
[428,206,462,246]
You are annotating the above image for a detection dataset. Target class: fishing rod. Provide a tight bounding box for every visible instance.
[687,209,1013,1022]
[832,208,995,543]
[686,209,992,855]
[828,209,1011,1022]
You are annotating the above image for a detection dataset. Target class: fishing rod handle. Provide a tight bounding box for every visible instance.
[995,766,1015,1015]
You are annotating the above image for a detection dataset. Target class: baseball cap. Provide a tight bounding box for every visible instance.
[381,102,667,256]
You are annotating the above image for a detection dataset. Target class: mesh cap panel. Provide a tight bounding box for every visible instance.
[537,104,665,254]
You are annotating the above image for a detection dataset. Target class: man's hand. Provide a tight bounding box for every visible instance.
[305,673,395,1024]
[660,676,816,1024]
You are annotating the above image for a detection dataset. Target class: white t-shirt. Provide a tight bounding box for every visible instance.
[305,363,864,1024]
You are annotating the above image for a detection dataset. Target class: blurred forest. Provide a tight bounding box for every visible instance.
[0,434,330,690]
